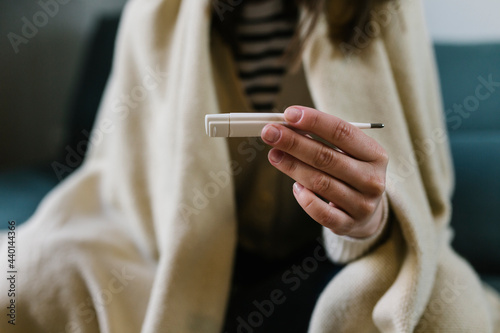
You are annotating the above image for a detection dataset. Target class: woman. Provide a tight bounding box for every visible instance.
[214,1,391,330]
[1,0,499,332]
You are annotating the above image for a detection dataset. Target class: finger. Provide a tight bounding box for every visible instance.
[262,124,386,196]
[292,182,354,235]
[268,148,373,220]
[282,105,386,162]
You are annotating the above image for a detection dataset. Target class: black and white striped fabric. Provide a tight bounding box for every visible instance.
[235,0,296,112]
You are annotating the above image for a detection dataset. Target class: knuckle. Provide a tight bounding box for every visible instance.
[301,194,315,211]
[314,146,337,169]
[311,173,332,194]
[283,131,300,152]
[309,112,320,129]
[380,150,389,164]
[284,157,299,175]
[372,179,386,196]
[315,207,336,227]
[358,197,376,217]
[330,219,354,236]
[365,174,386,197]
[374,147,389,165]
[332,121,354,143]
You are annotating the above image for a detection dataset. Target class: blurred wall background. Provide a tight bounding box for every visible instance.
[1,0,499,170]
[423,0,500,42]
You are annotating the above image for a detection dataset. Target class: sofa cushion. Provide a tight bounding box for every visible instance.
[434,43,500,275]
[0,167,59,228]
[448,133,500,274]
[435,43,500,131]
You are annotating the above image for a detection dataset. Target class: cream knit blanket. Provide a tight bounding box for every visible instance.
[1,0,499,332]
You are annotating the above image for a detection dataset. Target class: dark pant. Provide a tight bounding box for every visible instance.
[223,241,343,333]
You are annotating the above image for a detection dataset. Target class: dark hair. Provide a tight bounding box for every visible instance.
[212,0,392,63]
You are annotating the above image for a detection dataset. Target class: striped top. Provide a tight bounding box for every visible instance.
[231,0,321,259]
[235,0,296,112]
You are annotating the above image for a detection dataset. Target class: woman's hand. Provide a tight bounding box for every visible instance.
[261,106,389,239]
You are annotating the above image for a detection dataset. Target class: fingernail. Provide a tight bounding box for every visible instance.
[268,149,284,163]
[285,107,302,123]
[293,182,304,194]
[262,125,280,143]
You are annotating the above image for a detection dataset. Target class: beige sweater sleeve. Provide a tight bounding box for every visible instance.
[322,193,390,264]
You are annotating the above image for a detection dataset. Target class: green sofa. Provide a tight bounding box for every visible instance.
[434,43,500,291]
